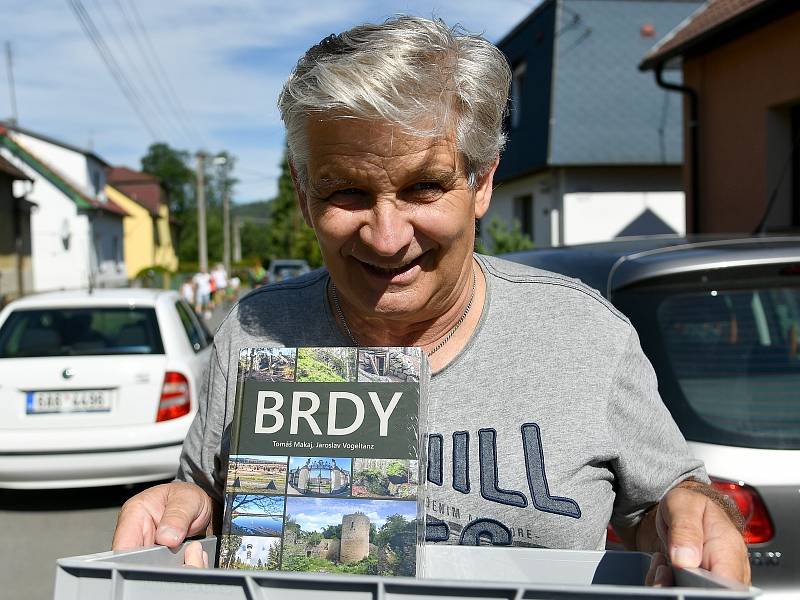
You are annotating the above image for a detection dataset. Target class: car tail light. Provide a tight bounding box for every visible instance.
[156,371,191,422]
[711,477,774,544]
[606,524,622,544]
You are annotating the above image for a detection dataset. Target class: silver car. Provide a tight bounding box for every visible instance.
[504,236,800,597]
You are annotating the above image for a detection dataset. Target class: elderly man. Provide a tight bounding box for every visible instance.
[113,16,749,585]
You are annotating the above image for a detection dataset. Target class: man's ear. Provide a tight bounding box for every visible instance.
[289,161,313,228]
[474,157,499,220]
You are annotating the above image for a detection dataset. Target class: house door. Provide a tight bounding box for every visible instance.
[532,195,555,247]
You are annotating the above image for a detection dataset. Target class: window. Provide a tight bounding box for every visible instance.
[614,275,800,449]
[510,61,527,129]
[513,194,533,238]
[175,300,212,352]
[0,307,164,357]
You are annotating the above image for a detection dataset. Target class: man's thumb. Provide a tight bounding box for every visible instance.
[154,483,211,548]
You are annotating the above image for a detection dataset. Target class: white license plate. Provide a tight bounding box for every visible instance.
[26,390,113,414]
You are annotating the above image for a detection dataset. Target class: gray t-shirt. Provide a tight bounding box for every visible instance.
[177,254,706,550]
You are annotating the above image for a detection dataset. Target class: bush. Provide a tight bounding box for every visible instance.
[386,461,407,478]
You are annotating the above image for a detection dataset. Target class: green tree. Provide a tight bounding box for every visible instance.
[262,151,323,268]
[475,217,534,255]
[305,531,323,545]
[321,524,342,539]
[377,514,416,576]
[219,534,243,569]
[284,514,301,537]
[266,541,280,569]
[140,143,239,266]
[140,142,194,217]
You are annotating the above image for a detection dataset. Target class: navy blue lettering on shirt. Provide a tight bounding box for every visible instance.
[425,422,581,545]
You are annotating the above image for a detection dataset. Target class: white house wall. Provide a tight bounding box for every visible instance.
[3,131,125,291]
[0,147,91,291]
[483,171,558,247]
[12,132,91,192]
[563,191,686,245]
[28,170,91,291]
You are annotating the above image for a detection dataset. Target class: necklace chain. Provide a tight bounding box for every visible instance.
[330,268,477,356]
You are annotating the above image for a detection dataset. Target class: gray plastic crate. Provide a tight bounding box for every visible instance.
[54,536,758,600]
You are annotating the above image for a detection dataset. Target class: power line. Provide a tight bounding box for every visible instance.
[66,0,163,140]
[89,0,180,142]
[122,0,207,148]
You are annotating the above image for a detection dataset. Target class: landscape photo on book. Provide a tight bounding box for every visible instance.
[220,346,424,576]
[226,454,288,495]
[351,458,418,499]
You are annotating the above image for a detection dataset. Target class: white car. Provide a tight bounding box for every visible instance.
[0,289,212,489]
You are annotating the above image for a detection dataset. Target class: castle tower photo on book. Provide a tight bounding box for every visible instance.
[219,346,426,577]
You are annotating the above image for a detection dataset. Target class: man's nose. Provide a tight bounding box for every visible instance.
[360,199,414,257]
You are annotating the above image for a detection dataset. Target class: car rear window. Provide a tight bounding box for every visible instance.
[0,307,164,357]
[615,278,800,449]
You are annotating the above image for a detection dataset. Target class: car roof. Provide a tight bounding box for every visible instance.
[502,235,800,295]
[271,259,308,266]
[4,288,179,309]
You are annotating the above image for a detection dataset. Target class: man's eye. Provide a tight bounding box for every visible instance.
[322,188,369,207]
[328,188,365,199]
[407,182,442,194]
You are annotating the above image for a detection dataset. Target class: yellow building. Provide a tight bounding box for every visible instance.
[105,167,178,280]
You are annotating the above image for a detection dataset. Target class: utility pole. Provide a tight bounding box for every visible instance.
[232,215,241,263]
[214,155,231,274]
[195,152,208,272]
[5,42,18,125]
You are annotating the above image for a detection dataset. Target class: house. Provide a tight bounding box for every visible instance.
[0,154,34,304]
[0,123,127,292]
[487,0,702,247]
[105,166,178,280]
[640,0,800,234]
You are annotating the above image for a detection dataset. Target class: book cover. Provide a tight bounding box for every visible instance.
[217,346,427,577]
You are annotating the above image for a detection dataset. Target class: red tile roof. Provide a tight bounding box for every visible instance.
[641,0,791,69]
[106,166,158,184]
[106,166,164,216]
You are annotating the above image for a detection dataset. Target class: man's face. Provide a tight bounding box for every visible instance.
[295,118,494,323]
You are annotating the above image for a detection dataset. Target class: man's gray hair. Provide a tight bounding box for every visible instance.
[278,16,512,188]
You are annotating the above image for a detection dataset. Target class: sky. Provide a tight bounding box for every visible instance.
[1,0,539,205]
[287,496,416,532]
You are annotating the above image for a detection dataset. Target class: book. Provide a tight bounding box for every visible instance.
[217,346,427,577]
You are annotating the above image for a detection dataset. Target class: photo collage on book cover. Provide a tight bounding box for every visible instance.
[220,347,421,576]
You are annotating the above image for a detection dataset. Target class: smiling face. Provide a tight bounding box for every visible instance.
[294,118,495,328]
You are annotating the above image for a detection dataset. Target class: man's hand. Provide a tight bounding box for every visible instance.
[112,481,214,551]
[642,482,751,586]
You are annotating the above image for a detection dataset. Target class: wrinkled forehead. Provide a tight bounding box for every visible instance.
[303,116,464,179]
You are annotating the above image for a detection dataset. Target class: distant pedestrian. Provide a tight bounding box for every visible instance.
[211,263,228,306]
[192,269,212,319]
[180,278,195,306]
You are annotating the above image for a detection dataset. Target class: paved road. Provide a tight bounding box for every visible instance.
[0,301,233,599]
[0,482,166,599]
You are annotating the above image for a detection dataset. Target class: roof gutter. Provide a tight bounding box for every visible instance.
[654,63,700,234]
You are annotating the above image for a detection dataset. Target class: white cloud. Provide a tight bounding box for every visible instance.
[2,0,538,203]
